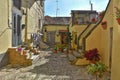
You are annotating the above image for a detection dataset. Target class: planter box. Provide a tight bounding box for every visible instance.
[101,21,107,29]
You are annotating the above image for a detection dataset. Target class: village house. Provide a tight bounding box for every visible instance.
[70,0,120,80]
[84,0,120,79]
[1,0,120,80]
[69,10,98,50]
[0,0,44,67]
[43,16,70,47]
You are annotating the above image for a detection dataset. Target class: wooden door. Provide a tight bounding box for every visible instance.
[46,31,55,46]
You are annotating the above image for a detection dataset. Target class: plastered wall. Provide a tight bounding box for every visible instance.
[86,0,120,79]
[43,25,67,43]
[0,0,12,53]
[111,0,120,80]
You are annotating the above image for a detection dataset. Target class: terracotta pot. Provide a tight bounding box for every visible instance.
[53,50,57,53]
[68,49,73,54]
[90,60,96,64]
[75,20,78,24]
[92,18,96,23]
[102,24,107,29]
[117,18,120,25]
[101,21,107,29]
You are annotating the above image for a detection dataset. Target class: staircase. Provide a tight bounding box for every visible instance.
[78,22,99,51]
[7,48,32,67]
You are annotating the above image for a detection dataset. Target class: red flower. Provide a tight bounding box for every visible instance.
[75,20,78,24]
[92,18,96,22]
[85,48,100,61]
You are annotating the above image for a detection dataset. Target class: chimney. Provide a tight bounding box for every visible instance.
[89,0,93,11]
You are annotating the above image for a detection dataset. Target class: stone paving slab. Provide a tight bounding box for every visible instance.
[0,50,109,80]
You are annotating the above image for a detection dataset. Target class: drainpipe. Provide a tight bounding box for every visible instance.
[7,0,12,28]
[40,0,45,32]
[25,0,28,43]
[7,0,10,27]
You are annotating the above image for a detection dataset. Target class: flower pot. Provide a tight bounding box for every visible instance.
[75,20,78,25]
[90,60,96,64]
[99,15,103,19]
[68,49,73,54]
[101,21,107,30]
[92,18,96,23]
[102,24,107,29]
[117,18,120,25]
[53,50,57,53]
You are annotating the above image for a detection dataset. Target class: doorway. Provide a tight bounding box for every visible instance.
[109,27,113,71]
[60,32,67,44]
[12,14,22,47]
[46,31,55,46]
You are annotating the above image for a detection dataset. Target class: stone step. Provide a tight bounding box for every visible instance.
[30,53,40,64]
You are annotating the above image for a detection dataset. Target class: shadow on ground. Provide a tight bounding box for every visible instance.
[28,52,89,80]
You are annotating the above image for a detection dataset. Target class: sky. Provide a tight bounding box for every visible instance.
[45,0,109,17]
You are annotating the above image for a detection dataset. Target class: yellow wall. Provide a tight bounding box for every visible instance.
[69,24,87,49]
[43,25,68,43]
[86,0,113,65]
[45,25,67,31]
[111,0,120,80]
[86,0,120,80]
[22,1,43,41]
[0,0,12,53]
[21,15,25,42]
[70,25,87,37]
[86,26,101,51]
[100,0,113,66]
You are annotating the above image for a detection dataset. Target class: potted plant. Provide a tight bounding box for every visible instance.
[87,62,107,80]
[67,48,73,54]
[53,46,57,53]
[115,6,120,25]
[92,18,96,23]
[84,48,100,63]
[99,11,105,19]
[58,44,62,52]
[101,21,107,29]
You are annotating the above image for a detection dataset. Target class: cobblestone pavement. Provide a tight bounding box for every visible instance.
[0,51,109,80]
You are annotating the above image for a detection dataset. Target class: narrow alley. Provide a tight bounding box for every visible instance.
[1,0,120,79]
[0,50,101,80]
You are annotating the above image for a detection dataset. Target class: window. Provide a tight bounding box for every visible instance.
[17,15,21,36]
[40,0,44,7]
[13,0,21,10]
[13,15,16,34]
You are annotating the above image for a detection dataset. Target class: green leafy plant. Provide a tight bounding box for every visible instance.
[53,46,57,53]
[115,7,120,25]
[55,44,62,49]
[87,62,107,78]
[115,6,120,19]
[53,46,57,50]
